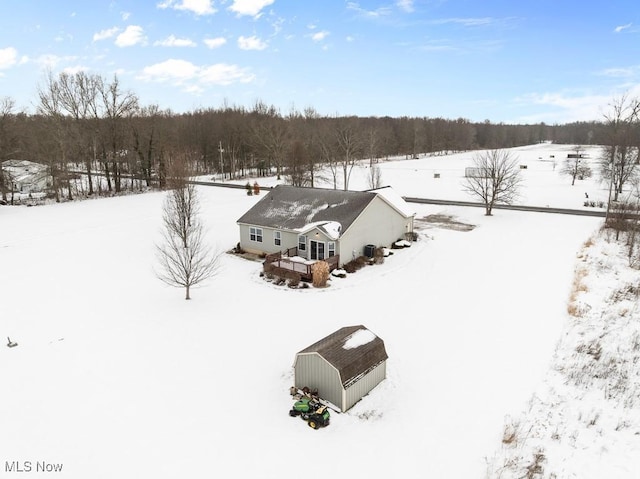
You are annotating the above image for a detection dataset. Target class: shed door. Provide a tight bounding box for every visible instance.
[310,240,325,261]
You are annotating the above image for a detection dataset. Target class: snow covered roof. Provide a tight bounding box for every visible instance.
[237,185,411,235]
[2,159,49,178]
[297,325,388,388]
[295,220,343,240]
[2,159,47,170]
[369,185,416,218]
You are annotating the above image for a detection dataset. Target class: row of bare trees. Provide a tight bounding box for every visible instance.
[0,72,576,202]
[3,71,640,203]
[601,96,640,205]
[36,72,139,200]
[601,96,640,268]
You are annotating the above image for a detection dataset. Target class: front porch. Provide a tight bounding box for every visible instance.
[264,247,340,281]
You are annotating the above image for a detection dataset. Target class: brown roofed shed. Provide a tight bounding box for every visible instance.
[293,325,388,412]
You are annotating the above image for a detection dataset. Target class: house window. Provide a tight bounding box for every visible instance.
[298,235,307,251]
[250,227,263,243]
[328,242,336,257]
[274,230,281,246]
[310,240,325,260]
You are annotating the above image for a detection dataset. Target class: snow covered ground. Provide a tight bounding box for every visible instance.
[1,143,637,478]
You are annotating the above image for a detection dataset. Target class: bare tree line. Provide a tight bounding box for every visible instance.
[1,71,639,203]
[462,96,640,217]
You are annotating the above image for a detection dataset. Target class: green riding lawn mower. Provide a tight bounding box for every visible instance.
[289,396,331,430]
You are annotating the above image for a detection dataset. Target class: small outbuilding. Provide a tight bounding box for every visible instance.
[293,325,388,412]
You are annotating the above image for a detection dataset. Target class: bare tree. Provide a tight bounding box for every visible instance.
[316,119,339,189]
[250,102,288,180]
[98,74,139,193]
[364,124,381,167]
[0,97,19,202]
[57,72,102,196]
[561,145,592,186]
[285,139,311,186]
[155,159,220,299]
[37,71,78,201]
[601,95,640,211]
[335,117,363,190]
[367,164,383,190]
[462,149,522,215]
[287,108,322,187]
[132,104,168,189]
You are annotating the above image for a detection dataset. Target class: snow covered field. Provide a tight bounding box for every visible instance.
[1,143,637,478]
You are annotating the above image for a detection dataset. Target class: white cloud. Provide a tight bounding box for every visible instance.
[184,84,205,94]
[228,0,274,17]
[63,65,90,75]
[34,54,64,69]
[597,66,640,78]
[310,31,330,42]
[115,25,146,47]
[204,37,227,49]
[139,59,200,82]
[431,17,495,27]
[138,58,255,87]
[154,35,196,47]
[396,0,414,12]
[238,35,267,50]
[93,27,120,42]
[517,90,613,123]
[157,0,216,15]
[346,2,392,18]
[614,23,632,33]
[199,64,255,85]
[270,17,285,35]
[121,11,131,21]
[419,42,456,52]
[0,47,18,69]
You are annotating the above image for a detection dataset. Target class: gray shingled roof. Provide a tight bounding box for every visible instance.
[236,185,378,233]
[298,325,388,388]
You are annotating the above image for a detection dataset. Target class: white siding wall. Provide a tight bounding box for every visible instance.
[295,354,387,412]
[339,196,412,262]
[294,353,342,410]
[344,361,387,411]
[238,225,299,255]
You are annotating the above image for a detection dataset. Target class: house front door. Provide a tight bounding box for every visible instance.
[310,240,325,261]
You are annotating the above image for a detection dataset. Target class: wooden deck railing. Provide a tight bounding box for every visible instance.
[264,248,340,281]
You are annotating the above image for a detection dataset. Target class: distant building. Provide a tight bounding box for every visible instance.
[464,167,491,178]
[1,160,52,194]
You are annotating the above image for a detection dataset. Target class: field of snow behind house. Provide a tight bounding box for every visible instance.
[232,142,611,210]
[1,143,638,478]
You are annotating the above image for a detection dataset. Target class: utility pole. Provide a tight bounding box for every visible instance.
[218,141,224,181]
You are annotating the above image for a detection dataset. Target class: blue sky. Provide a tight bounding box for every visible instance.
[0,0,639,124]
